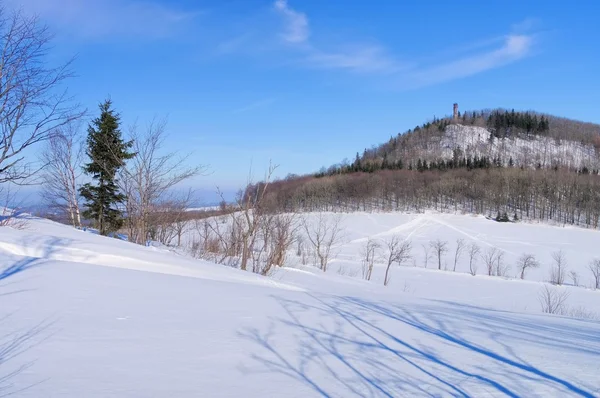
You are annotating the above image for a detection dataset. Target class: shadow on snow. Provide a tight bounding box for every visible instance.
[239,294,600,397]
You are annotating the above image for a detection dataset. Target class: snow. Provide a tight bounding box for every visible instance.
[427,124,600,170]
[1,213,599,397]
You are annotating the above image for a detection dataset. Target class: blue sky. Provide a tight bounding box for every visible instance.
[9,0,600,203]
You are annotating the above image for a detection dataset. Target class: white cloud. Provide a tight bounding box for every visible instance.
[273,0,309,44]
[6,0,198,39]
[405,34,534,88]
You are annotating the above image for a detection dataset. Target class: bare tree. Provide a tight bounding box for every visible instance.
[39,122,83,227]
[421,243,431,268]
[495,251,510,277]
[453,238,466,272]
[483,247,498,276]
[467,243,480,276]
[119,120,204,245]
[517,253,539,280]
[383,236,411,286]
[301,212,344,272]
[0,10,82,185]
[550,250,567,285]
[429,239,448,270]
[224,162,278,272]
[589,259,600,289]
[538,285,570,315]
[360,238,380,281]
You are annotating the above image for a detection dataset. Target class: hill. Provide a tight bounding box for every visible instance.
[353,108,600,173]
[259,108,600,230]
[1,212,599,396]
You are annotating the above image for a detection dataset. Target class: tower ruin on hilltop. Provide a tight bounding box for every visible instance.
[453,103,459,120]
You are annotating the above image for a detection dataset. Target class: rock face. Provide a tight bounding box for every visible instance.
[415,124,599,170]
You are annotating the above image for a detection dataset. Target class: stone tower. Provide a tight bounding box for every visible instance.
[453,103,459,120]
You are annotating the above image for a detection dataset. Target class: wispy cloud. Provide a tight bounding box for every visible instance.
[404,34,535,88]
[273,0,309,44]
[269,2,538,86]
[272,0,399,73]
[7,0,199,39]
[232,98,276,114]
[305,45,402,73]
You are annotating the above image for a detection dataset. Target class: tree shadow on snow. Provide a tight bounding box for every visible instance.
[0,236,71,395]
[239,294,600,397]
[0,236,79,282]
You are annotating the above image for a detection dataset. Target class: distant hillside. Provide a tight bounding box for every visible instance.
[324,109,600,176]
[255,108,600,230]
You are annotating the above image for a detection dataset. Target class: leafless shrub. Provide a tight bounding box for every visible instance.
[517,253,539,280]
[538,285,570,315]
[258,213,298,276]
[147,192,193,247]
[567,306,599,321]
[188,219,223,260]
[589,259,600,289]
[360,238,380,281]
[468,243,480,276]
[190,216,239,266]
[549,250,567,285]
[0,189,27,229]
[337,265,358,278]
[429,239,448,270]
[569,271,579,287]
[453,238,465,272]
[383,236,411,286]
[483,247,499,276]
[301,213,344,272]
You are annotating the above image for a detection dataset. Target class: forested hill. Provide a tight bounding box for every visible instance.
[254,109,600,231]
[322,109,600,176]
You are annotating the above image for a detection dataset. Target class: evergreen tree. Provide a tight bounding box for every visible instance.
[79,100,134,236]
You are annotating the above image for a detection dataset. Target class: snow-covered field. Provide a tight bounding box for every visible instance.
[1,213,599,397]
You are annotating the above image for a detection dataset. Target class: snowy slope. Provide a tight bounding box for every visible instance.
[1,215,600,397]
[416,124,600,170]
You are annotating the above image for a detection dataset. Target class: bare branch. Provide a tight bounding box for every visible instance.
[0,10,82,184]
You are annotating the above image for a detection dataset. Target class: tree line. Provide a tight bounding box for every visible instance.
[257,167,600,230]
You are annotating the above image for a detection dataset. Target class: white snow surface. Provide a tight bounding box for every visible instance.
[1,213,599,397]
[423,124,600,170]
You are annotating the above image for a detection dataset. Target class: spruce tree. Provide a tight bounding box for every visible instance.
[79,100,134,236]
